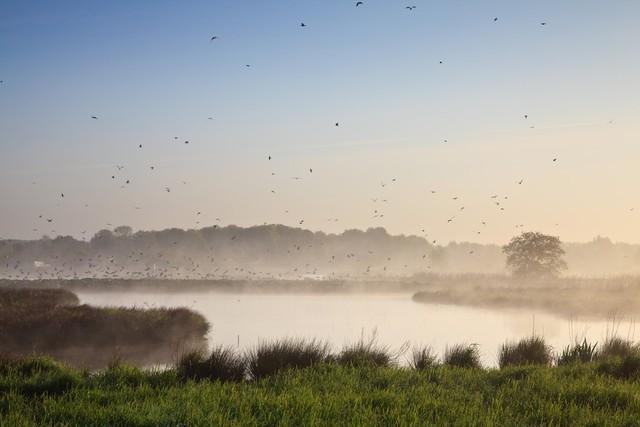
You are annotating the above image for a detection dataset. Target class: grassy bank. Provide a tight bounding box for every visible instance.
[0,288,209,368]
[412,281,640,318]
[3,353,640,426]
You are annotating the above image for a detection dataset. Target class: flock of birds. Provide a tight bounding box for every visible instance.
[0,4,631,281]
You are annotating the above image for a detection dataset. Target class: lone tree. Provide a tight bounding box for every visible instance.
[502,232,567,278]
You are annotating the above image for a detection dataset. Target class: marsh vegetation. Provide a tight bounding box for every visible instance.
[0,288,208,368]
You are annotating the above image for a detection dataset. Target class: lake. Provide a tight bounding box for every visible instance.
[78,292,638,366]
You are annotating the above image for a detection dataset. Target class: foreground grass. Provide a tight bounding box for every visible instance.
[3,358,640,426]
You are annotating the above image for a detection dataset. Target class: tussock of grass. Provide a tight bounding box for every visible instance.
[408,346,438,370]
[246,339,331,380]
[557,339,598,365]
[443,344,481,369]
[337,334,405,368]
[599,337,640,360]
[177,347,245,382]
[499,336,552,368]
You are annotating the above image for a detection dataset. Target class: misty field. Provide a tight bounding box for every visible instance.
[0,288,208,368]
[3,354,640,426]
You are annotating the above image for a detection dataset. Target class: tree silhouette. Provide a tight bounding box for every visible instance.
[502,232,567,278]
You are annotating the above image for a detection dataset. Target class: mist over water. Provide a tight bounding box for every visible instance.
[78,291,638,366]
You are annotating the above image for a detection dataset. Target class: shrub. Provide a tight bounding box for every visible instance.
[499,336,552,368]
[246,339,330,380]
[177,347,245,382]
[557,339,598,366]
[443,344,481,369]
[408,346,438,370]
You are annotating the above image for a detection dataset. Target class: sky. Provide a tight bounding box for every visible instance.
[1,0,639,244]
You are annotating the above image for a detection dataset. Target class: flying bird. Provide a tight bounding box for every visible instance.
[210,36,218,41]
[91,116,98,119]
[356,1,364,6]
[300,22,307,27]
[494,17,498,22]
[405,6,417,10]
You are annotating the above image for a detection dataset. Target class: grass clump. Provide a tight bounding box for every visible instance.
[408,346,438,370]
[443,344,481,369]
[246,338,330,380]
[337,334,404,368]
[557,339,598,365]
[599,337,640,360]
[177,347,245,382]
[499,336,552,368]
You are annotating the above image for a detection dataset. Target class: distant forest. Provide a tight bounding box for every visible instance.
[1,225,639,280]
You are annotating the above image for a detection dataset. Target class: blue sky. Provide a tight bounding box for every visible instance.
[1,0,639,243]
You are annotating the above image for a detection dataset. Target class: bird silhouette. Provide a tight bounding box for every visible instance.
[356,1,364,6]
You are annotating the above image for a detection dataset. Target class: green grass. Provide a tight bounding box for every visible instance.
[4,356,640,426]
[558,339,599,366]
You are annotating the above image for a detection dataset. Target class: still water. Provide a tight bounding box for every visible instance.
[78,292,637,366]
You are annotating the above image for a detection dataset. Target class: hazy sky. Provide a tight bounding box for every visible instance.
[1,0,639,244]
